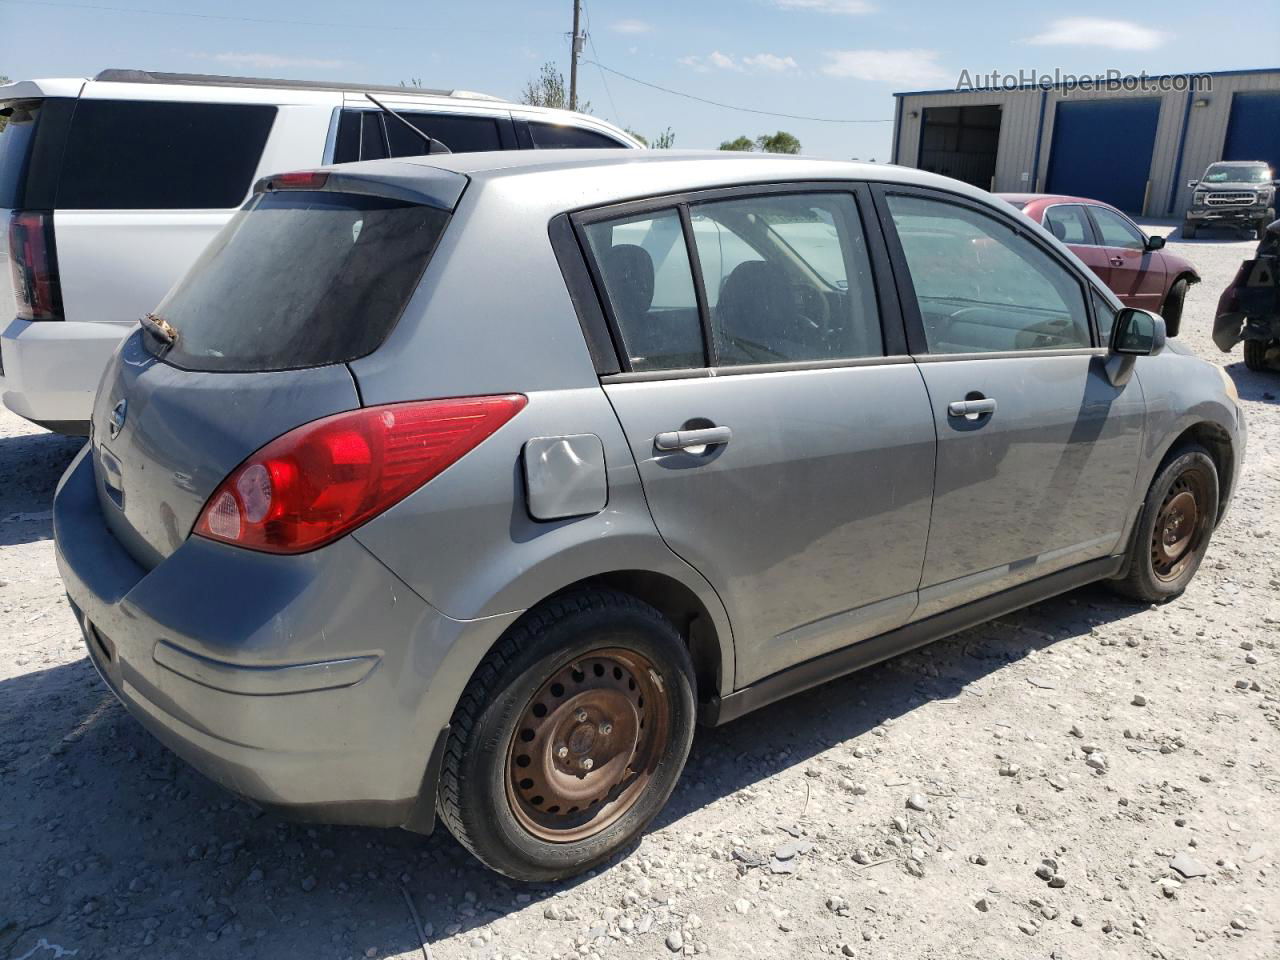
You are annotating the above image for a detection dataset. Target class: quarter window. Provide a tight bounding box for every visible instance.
[887,193,1090,354]
[1089,206,1146,250]
[689,193,882,365]
[1043,204,1094,245]
[582,210,704,371]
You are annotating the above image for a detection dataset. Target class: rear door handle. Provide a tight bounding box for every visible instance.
[654,426,732,451]
[947,398,997,418]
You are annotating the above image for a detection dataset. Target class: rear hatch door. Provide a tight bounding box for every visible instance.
[91,166,464,567]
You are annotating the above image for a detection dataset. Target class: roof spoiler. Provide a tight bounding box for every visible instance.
[252,162,468,212]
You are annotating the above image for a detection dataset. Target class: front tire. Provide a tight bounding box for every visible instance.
[1181,220,1197,239]
[1243,338,1269,371]
[1258,220,1271,242]
[1112,445,1218,603]
[436,589,696,882]
[1160,278,1188,337]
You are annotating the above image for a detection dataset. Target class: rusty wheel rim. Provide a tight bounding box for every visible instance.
[1151,472,1207,582]
[505,648,670,843]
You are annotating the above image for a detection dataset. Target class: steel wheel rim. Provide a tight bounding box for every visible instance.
[505,647,670,843]
[1151,472,1207,582]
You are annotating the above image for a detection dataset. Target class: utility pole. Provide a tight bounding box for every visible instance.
[569,0,582,111]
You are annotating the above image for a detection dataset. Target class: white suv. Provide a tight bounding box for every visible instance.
[0,69,639,433]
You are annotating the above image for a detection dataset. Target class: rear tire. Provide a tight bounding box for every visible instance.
[436,588,696,882]
[1181,221,1197,239]
[1243,338,1268,371]
[1111,445,1218,604]
[1160,278,1188,337]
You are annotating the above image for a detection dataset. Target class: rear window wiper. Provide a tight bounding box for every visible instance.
[140,312,178,346]
[364,94,452,155]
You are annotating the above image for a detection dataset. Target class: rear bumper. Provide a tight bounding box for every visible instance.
[53,444,517,830]
[0,318,133,432]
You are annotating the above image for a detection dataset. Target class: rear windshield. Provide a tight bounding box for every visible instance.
[152,190,448,372]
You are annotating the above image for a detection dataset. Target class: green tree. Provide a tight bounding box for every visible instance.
[650,127,675,149]
[719,135,754,152]
[626,128,648,146]
[755,131,801,155]
[520,62,589,113]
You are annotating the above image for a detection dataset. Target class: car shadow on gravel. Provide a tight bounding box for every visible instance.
[0,432,84,546]
[1224,360,1280,404]
[0,582,1144,959]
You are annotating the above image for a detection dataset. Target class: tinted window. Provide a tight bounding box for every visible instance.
[0,99,43,207]
[387,112,503,155]
[582,210,704,371]
[887,193,1090,354]
[1043,204,1093,245]
[153,191,447,372]
[360,112,388,161]
[529,121,625,149]
[56,100,277,209]
[1089,206,1145,250]
[690,193,882,365]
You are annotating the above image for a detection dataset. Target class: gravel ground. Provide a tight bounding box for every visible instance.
[1,223,1276,960]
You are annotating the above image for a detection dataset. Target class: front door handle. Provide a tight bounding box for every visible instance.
[654,425,732,451]
[947,398,997,418]
[1109,256,1125,266]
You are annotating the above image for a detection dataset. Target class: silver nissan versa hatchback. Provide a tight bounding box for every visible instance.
[54,151,1245,881]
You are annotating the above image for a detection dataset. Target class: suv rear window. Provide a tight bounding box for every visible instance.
[151,190,448,372]
[56,100,277,209]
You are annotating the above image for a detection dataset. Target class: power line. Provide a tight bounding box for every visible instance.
[581,0,622,127]
[583,60,893,124]
[0,0,527,34]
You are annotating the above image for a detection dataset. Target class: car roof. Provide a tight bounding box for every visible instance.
[359,150,987,208]
[997,192,1107,207]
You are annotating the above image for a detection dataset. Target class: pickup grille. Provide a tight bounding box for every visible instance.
[1206,191,1258,207]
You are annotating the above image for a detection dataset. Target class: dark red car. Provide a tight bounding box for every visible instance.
[998,193,1200,335]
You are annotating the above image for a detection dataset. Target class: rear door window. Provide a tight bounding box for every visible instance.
[152,190,448,372]
[56,100,277,209]
[1043,204,1094,245]
[387,112,503,155]
[529,121,625,149]
[689,192,882,365]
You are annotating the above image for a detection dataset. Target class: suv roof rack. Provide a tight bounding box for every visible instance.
[92,69,505,102]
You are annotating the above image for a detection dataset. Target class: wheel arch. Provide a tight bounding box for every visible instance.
[1157,419,1235,523]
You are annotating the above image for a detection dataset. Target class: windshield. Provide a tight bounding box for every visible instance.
[152,190,448,372]
[1203,163,1272,184]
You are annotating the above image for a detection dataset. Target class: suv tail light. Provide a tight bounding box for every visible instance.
[8,211,64,321]
[194,395,527,554]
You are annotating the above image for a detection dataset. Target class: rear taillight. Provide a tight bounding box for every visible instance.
[194,395,527,554]
[8,211,63,321]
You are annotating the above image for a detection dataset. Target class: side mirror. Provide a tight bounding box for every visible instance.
[1187,179,1199,188]
[1267,219,1280,240]
[1105,308,1165,387]
[1145,234,1166,251]
[1112,308,1166,356]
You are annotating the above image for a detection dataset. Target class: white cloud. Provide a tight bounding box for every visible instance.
[1022,18,1168,51]
[773,0,876,13]
[821,49,949,87]
[197,51,347,71]
[708,50,740,71]
[683,50,795,73]
[611,19,652,34]
[742,53,799,73]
